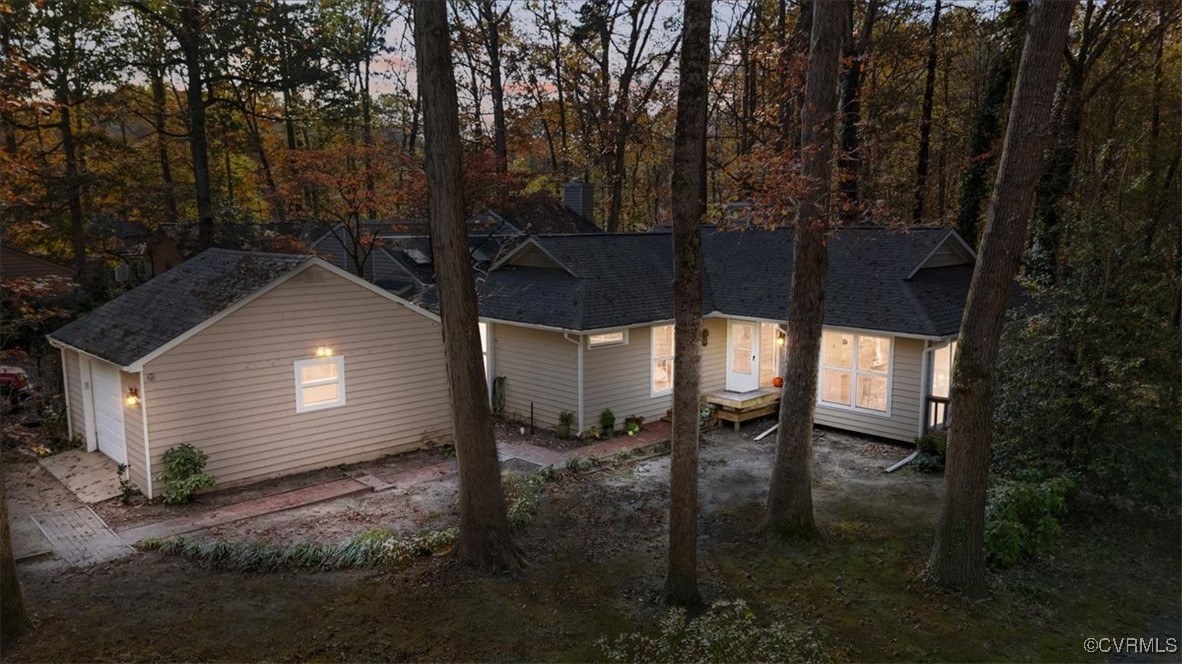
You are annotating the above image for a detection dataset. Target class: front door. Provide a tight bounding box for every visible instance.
[726,320,760,392]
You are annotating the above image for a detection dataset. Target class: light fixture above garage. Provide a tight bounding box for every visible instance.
[315,346,333,357]
[126,386,141,407]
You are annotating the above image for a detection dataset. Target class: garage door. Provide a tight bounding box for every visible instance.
[90,361,127,465]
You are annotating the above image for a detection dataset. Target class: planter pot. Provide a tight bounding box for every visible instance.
[556,424,571,439]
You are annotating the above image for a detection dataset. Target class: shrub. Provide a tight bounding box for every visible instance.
[600,408,616,434]
[984,476,1075,568]
[912,434,946,473]
[993,277,1180,509]
[623,415,645,436]
[598,600,839,663]
[157,444,216,505]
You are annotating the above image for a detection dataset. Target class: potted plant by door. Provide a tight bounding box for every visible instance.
[556,410,575,439]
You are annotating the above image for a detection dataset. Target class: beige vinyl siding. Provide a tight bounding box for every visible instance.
[920,238,971,269]
[584,318,728,427]
[62,348,85,441]
[491,324,578,429]
[142,265,452,494]
[700,318,728,392]
[813,334,924,442]
[120,370,148,491]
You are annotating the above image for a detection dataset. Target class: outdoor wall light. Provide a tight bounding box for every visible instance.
[126,386,141,407]
[316,346,333,357]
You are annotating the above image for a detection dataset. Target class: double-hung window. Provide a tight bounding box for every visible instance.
[819,331,891,413]
[650,324,675,396]
[295,356,346,413]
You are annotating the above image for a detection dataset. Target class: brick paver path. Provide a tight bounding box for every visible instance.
[31,506,134,566]
[116,477,369,544]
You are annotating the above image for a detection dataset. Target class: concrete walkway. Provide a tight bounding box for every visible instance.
[40,450,122,504]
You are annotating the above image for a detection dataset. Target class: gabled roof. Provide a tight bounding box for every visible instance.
[49,249,313,367]
[495,199,602,234]
[0,246,75,280]
[475,227,977,337]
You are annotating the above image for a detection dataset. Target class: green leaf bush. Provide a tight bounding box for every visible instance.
[157,443,216,505]
[598,600,839,663]
[984,476,1074,568]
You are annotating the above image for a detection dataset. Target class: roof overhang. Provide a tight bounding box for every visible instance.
[48,255,440,372]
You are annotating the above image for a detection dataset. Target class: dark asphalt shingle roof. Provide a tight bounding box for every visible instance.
[50,249,312,366]
[476,227,976,336]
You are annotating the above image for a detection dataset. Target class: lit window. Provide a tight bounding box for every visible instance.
[294,356,346,413]
[651,324,675,395]
[588,329,629,348]
[819,331,890,412]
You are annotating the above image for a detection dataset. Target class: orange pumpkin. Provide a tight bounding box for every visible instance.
[772,376,784,388]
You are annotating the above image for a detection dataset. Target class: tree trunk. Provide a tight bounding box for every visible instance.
[837,0,878,223]
[665,0,711,609]
[180,0,214,250]
[912,0,942,224]
[150,56,180,223]
[955,0,1029,248]
[54,60,86,276]
[414,0,521,573]
[926,0,1074,598]
[1,470,32,654]
[479,0,508,172]
[764,0,849,537]
[780,0,813,148]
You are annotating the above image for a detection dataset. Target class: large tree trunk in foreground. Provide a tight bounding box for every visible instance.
[955,0,1029,248]
[665,0,711,609]
[1,470,32,654]
[414,0,520,573]
[764,0,849,537]
[912,0,942,224]
[926,0,1074,597]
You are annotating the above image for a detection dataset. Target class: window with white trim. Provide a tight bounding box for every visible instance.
[588,329,629,348]
[294,356,346,413]
[819,331,891,412]
[651,324,675,395]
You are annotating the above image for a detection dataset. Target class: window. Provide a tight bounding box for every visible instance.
[651,324,675,395]
[294,356,346,413]
[819,330,891,413]
[588,329,629,348]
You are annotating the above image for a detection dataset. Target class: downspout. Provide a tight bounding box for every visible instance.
[917,339,931,439]
[60,347,73,440]
[563,333,584,436]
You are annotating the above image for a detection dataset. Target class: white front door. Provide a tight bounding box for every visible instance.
[726,320,760,392]
[89,360,127,465]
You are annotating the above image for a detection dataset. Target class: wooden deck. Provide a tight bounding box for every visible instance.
[704,387,780,431]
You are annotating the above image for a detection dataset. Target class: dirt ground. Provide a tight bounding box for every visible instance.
[6,423,1180,662]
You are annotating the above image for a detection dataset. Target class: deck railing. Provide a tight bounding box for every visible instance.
[924,395,951,434]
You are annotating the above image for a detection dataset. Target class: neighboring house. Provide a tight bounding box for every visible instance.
[0,246,75,280]
[309,188,602,295]
[470,227,974,443]
[47,249,453,498]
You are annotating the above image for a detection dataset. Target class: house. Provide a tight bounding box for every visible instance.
[310,187,602,295]
[0,246,75,280]
[47,249,453,498]
[468,227,974,443]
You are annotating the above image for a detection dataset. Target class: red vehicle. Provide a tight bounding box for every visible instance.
[0,366,32,406]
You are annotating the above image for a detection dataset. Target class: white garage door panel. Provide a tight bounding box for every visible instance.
[90,361,127,465]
